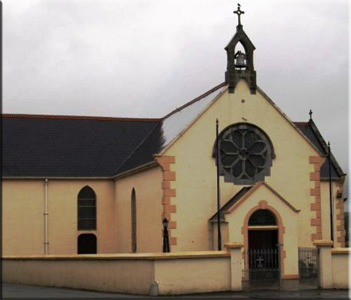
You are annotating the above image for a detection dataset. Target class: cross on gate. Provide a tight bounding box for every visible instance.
[256,256,264,268]
[306,254,311,264]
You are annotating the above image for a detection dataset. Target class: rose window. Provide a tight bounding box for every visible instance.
[216,123,274,184]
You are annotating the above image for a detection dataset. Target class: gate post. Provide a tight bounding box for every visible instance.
[313,240,333,289]
[225,242,243,291]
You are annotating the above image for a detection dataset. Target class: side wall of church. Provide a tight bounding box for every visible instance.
[162,80,321,253]
[115,166,164,253]
[2,179,116,255]
[3,180,45,256]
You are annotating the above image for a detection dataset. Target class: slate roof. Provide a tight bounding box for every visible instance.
[2,115,161,177]
[209,186,253,222]
[294,120,345,179]
[115,123,165,175]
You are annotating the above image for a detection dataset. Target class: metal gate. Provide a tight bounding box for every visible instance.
[242,248,281,290]
[298,247,319,288]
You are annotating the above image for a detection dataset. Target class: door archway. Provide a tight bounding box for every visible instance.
[248,209,278,250]
[242,202,285,288]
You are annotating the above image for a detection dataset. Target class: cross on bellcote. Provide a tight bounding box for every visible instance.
[234,3,245,26]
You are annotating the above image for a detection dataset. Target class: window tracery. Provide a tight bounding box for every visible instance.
[216,123,274,184]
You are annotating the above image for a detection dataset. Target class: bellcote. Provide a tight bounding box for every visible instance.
[225,4,257,94]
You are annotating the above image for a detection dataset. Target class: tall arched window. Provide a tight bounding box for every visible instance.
[78,186,96,230]
[131,188,137,253]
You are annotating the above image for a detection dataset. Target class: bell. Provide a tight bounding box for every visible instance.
[235,51,246,69]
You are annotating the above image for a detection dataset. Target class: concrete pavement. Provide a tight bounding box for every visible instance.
[2,283,350,298]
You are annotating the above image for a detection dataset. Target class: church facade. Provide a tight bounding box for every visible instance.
[2,6,346,280]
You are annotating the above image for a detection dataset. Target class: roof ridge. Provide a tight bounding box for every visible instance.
[1,113,161,122]
[162,82,226,120]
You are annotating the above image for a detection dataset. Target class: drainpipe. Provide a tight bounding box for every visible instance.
[328,142,334,244]
[44,179,49,254]
[208,221,213,250]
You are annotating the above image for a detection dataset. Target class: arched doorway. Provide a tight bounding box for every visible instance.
[248,209,278,251]
[245,209,281,289]
[78,234,97,254]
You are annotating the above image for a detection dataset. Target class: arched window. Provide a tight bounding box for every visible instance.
[215,123,275,185]
[131,188,137,253]
[249,209,277,226]
[78,186,96,231]
[78,234,97,254]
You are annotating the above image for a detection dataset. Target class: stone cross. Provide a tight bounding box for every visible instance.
[234,3,245,26]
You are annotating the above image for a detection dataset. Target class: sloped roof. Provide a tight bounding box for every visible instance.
[210,182,300,223]
[294,120,345,179]
[209,186,253,222]
[115,123,164,175]
[161,82,226,148]
[2,114,161,177]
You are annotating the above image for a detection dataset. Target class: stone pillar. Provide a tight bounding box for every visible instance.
[225,242,243,291]
[313,240,334,289]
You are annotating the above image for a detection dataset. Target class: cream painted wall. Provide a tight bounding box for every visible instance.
[2,179,116,255]
[331,251,350,289]
[212,223,229,250]
[2,252,233,295]
[115,166,163,253]
[3,180,45,255]
[163,80,319,252]
[154,257,231,294]
[224,184,299,276]
[3,258,155,295]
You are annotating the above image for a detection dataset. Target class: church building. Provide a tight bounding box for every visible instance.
[2,5,346,280]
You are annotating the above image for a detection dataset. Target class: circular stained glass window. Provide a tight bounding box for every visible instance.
[216,123,274,184]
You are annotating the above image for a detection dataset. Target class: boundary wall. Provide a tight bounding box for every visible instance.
[3,242,349,295]
[331,248,350,289]
[3,244,242,296]
[314,240,349,289]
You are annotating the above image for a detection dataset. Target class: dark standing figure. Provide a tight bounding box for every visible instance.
[163,218,170,253]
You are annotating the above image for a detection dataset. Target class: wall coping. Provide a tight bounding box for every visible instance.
[224,242,244,249]
[2,251,230,261]
[331,248,351,255]
[313,240,334,247]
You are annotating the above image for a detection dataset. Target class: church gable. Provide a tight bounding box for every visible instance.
[225,182,300,215]
[210,182,299,225]
[161,79,322,173]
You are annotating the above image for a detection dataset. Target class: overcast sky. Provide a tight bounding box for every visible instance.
[3,0,349,201]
